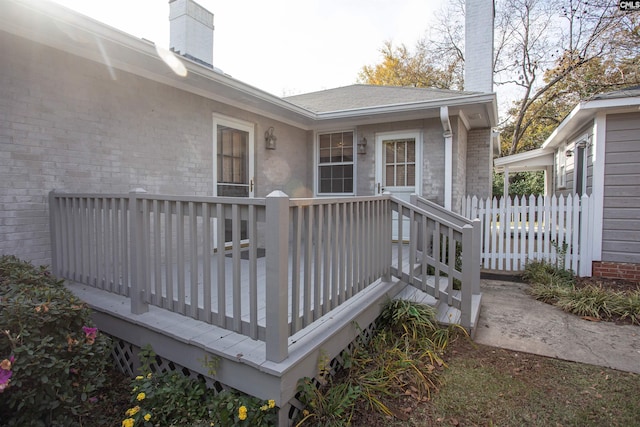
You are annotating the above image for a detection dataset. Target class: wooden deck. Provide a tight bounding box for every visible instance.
[50,190,482,425]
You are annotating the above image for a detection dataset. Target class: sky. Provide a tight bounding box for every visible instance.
[50,0,448,97]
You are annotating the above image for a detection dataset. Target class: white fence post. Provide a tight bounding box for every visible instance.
[129,188,149,314]
[265,191,290,363]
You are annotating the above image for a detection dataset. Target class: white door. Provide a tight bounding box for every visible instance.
[213,115,255,243]
[375,131,422,240]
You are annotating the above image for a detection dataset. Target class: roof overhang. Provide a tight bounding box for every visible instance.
[493,148,554,173]
[2,0,499,132]
[541,96,640,149]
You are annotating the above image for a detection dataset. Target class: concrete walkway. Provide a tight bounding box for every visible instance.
[474,278,640,374]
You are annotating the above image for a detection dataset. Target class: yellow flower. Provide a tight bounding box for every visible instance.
[303,409,310,417]
[135,375,143,380]
[136,392,146,401]
[121,418,135,427]
[125,406,140,416]
[268,399,276,409]
[147,373,152,379]
[238,405,247,421]
[144,413,151,422]
[260,405,268,411]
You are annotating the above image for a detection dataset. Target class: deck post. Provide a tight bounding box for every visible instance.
[129,188,149,315]
[265,191,290,362]
[461,219,481,329]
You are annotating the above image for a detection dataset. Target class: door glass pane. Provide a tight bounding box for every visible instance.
[217,125,249,197]
[383,138,416,188]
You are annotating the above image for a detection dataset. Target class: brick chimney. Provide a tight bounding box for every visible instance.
[169,0,214,68]
[464,0,494,93]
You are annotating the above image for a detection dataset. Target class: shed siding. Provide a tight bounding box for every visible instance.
[602,112,640,263]
[0,33,311,265]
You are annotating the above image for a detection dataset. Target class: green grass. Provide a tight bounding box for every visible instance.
[424,340,640,427]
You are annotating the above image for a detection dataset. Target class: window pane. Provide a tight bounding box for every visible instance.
[385,143,394,164]
[406,140,415,161]
[407,165,415,186]
[320,179,332,193]
[319,134,331,150]
[397,142,406,162]
[396,165,406,186]
[217,125,248,187]
[344,178,353,193]
[319,148,331,163]
[386,165,394,186]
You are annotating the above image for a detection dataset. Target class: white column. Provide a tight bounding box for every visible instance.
[440,106,453,210]
[591,114,606,262]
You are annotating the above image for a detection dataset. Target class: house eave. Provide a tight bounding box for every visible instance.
[493,148,554,173]
[541,96,640,149]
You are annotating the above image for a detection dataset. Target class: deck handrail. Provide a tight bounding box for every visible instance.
[49,190,480,362]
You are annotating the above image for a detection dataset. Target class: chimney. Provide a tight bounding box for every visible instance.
[169,0,214,68]
[464,0,494,93]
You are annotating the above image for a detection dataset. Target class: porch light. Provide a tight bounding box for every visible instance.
[265,126,277,149]
[357,136,367,154]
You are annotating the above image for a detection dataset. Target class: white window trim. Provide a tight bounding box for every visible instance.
[314,129,357,196]
[572,134,589,196]
[212,114,255,197]
[374,130,423,196]
[557,142,567,189]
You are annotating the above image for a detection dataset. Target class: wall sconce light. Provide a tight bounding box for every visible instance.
[357,136,367,154]
[265,126,277,150]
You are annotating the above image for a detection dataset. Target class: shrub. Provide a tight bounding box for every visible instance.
[122,345,278,426]
[0,255,112,426]
[296,300,461,425]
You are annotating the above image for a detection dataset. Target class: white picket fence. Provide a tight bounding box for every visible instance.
[462,194,592,276]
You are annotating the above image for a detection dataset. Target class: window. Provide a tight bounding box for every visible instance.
[384,139,416,187]
[318,131,354,194]
[557,143,567,189]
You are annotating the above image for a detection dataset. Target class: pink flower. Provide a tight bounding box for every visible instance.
[82,326,98,339]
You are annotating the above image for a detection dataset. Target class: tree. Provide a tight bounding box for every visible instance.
[359,0,640,156]
[357,41,462,90]
[501,0,639,154]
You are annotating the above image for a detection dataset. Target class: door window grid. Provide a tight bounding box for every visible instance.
[384,139,416,187]
[318,131,354,194]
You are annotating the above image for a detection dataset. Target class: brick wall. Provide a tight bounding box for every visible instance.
[592,261,640,281]
[465,128,492,199]
[0,33,310,265]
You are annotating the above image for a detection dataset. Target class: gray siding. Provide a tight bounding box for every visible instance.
[0,32,311,265]
[602,112,640,263]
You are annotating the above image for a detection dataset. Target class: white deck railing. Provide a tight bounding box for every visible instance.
[49,190,480,362]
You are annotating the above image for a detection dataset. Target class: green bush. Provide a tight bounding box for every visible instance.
[0,255,112,426]
[121,345,278,426]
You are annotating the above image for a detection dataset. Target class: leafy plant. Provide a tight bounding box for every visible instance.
[523,259,640,324]
[0,255,112,426]
[122,345,277,426]
[296,300,462,425]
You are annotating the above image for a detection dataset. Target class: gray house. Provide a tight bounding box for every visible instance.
[495,87,640,280]
[0,0,498,266]
[1,0,496,422]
